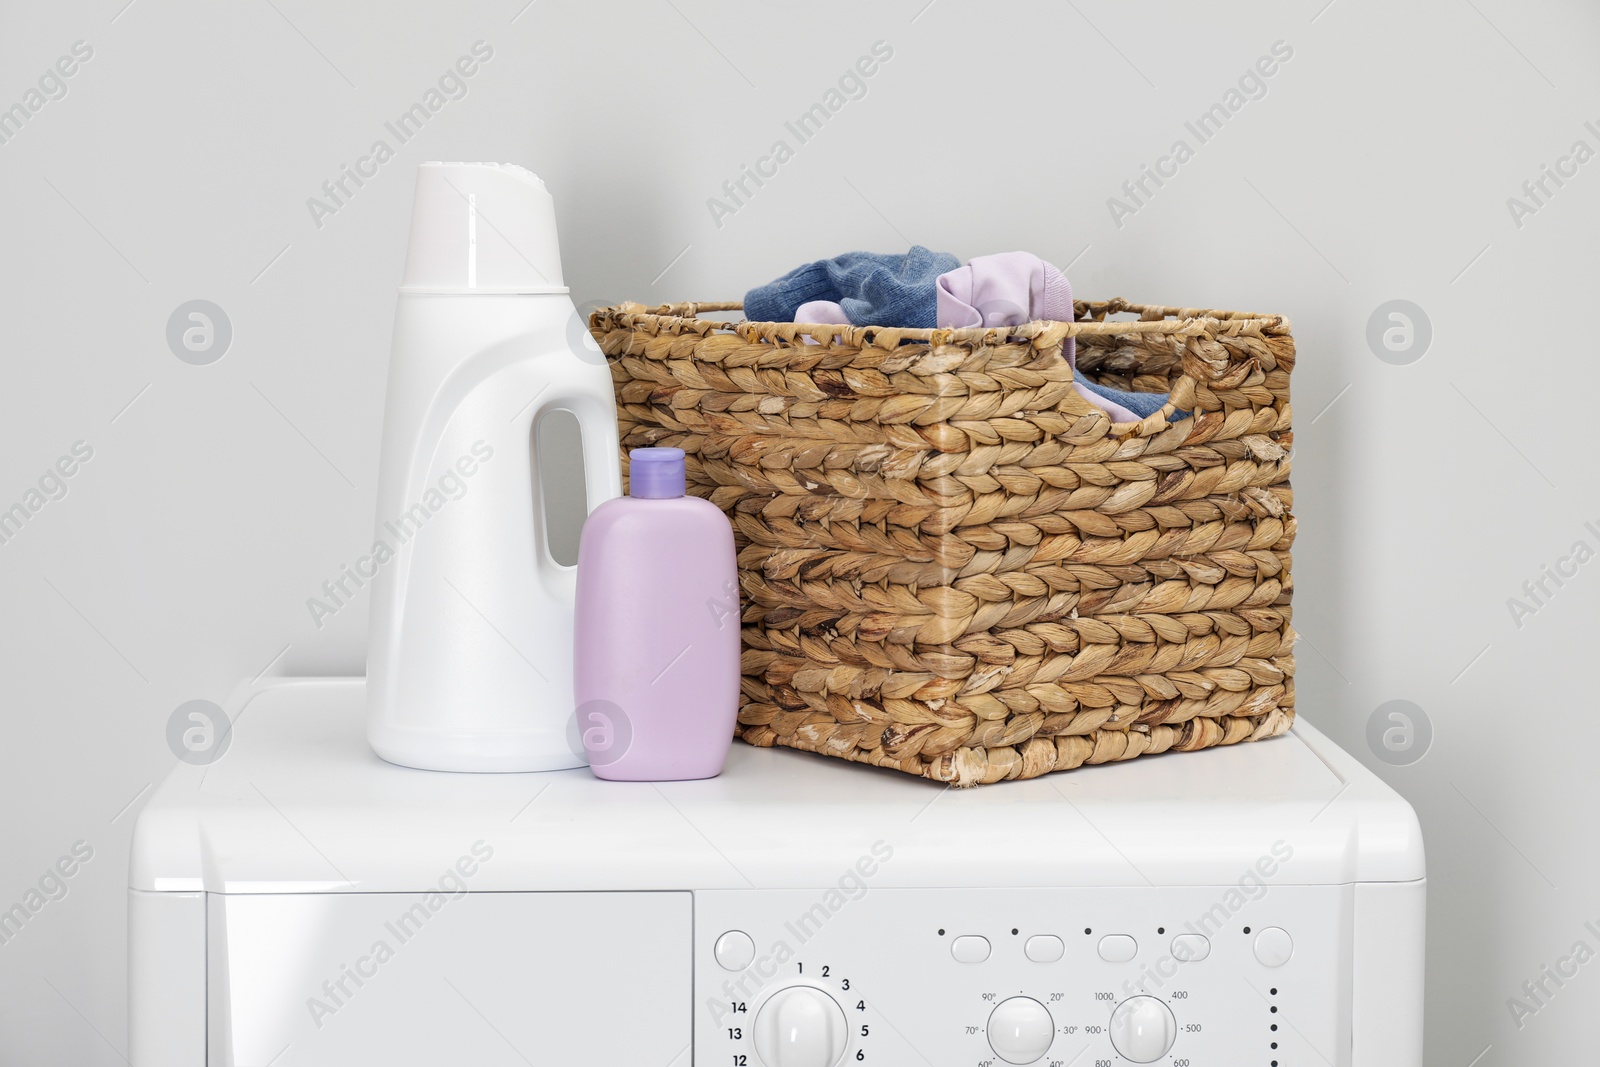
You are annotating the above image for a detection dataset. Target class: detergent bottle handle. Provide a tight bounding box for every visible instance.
[527,378,623,577]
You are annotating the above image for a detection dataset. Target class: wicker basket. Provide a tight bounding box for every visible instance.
[591,298,1295,786]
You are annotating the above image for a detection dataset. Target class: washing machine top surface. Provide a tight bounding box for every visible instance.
[130,678,1422,894]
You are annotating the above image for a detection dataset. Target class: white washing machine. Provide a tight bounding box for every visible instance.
[129,677,1424,1066]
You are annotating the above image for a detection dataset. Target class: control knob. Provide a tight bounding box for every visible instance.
[753,986,848,1067]
[986,996,1055,1064]
[1108,995,1178,1062]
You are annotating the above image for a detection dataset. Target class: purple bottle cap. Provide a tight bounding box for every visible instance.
[629,447,686,499]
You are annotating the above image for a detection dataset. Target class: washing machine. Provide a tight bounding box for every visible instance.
[129,677,1424,1065]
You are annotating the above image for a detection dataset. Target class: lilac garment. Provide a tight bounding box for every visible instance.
[793,300,850,346]
[936,252,1141,423]
[795,299,850,324]
[936,251,1075,330]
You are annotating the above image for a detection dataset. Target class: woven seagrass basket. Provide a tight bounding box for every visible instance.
[591,298,1295,786]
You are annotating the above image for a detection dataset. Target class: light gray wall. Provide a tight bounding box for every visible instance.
[1,0,1594,1061]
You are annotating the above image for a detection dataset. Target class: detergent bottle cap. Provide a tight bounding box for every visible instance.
[399,162,568,294]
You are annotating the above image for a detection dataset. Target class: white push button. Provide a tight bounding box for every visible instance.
[1025,935,1064,963]
[1253,926,1293,967]
[1097,934,1137,962]
[952,935,991,963]
[1170,933,1210,962]
[715,930,756,970]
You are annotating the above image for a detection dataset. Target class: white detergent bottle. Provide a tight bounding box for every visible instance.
[366,161,622,772]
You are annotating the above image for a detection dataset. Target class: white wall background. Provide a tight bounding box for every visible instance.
[1,0,1595,1061]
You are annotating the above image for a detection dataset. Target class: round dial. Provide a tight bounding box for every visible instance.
[1108,996,1178,1063]
[986,996,1055,1064]
[753,986,848,1067]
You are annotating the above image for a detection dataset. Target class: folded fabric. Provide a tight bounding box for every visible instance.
[936,252,1181,423]
[935,251,1075,334]
[794,299,850,324]
[744,246,960,329]
[763,248,1185,423]
[1084,380,1174,419]
[1074,377,1142,423]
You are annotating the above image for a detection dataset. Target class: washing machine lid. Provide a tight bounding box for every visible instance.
[129,678,1423,893]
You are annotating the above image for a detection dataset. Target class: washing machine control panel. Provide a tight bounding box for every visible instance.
[695,884,1343,1066]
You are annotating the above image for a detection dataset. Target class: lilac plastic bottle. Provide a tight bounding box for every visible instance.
[573,448,740,781]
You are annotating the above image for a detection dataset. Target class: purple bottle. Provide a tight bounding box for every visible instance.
[572,448,741,781]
